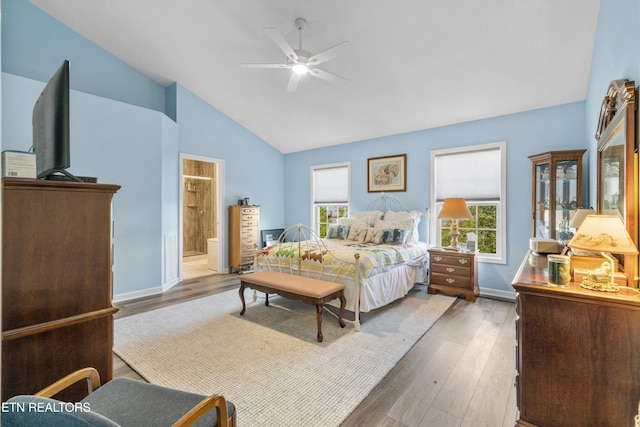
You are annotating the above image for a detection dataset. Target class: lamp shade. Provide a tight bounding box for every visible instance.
[568,215,638,254]
[569,208,595,229]
[438,198,472,220]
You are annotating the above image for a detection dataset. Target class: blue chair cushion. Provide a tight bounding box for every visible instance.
[2,395,119,427]
[80,377,235,427]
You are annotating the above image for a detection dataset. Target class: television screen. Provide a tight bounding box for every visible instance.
[32,60,72,180]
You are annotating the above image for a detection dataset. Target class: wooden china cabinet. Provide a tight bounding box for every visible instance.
[528,149,585,241]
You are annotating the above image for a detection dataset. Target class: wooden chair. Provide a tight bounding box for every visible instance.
[2,367,236,427]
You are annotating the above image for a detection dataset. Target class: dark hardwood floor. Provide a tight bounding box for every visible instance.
[113,273,518,426]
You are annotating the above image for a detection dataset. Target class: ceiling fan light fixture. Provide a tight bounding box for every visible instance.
[292,63,309,75]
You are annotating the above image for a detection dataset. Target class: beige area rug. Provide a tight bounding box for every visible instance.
[114,286,455,427]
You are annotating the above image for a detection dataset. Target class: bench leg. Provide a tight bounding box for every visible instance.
[316,304,324,342]
[338,292,346,328]
[239,283,247,315]
[265,293,269,307]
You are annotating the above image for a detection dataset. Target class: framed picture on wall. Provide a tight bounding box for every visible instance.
[367,154,407,192]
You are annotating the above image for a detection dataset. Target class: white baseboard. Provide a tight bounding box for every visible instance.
[113,286,163,304]
[162,277,181,292]
[479,287,516,302]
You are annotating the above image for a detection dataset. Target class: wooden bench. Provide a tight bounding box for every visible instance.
[239,270,346,342]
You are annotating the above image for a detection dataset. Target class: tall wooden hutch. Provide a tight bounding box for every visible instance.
[528,149,586,240]
[2,178,120,401]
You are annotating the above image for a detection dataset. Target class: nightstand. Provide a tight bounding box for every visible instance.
[427,248,478,302]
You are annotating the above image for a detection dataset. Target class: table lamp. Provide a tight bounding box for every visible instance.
[438,198,472,250]
[569,208,595,230]
[567,214,638,292]
[568,208,596,255]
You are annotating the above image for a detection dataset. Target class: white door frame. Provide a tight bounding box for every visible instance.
[178,153,225,280]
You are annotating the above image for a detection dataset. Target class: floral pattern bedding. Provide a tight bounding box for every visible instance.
[256,239,430,279]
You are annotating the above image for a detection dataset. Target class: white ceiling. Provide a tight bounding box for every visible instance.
[30,0,600,154]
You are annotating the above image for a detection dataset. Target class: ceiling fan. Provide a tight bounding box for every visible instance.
[241,17,350,93]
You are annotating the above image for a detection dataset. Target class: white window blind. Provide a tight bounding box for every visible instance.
[434,147,501,202]
[313,165,349,204]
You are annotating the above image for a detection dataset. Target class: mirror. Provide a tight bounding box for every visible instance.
[596,79,637,287]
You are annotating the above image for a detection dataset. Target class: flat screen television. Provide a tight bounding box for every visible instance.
[32,60,84,182]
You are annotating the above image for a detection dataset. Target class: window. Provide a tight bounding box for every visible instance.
[430,142,506,263]
[311,163,350,237]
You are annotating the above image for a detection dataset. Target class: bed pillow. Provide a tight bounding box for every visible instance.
[346,226,369,243]
[374,218,416,241]
[382,211,421,242]
[337,218,369,229]
[365,227,409,245]
[327,224,350,240]
[349,210,384,227]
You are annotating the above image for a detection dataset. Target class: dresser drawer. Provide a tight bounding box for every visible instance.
[430,263,470,276]
[241,226,258,237]
[239,255,255,265]
[241,207,259,215]
[430,272,472,288]
[242,216,259,226]
[430,253,472,267]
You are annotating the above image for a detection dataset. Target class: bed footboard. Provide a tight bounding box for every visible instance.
[254,224,363,331]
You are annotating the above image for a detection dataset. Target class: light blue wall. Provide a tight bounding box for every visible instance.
[1,0,285,298]
[2,72,167,295]
[3,0,640,298]
[285,103,588,294]
[1,0,165,112]
[174,84,285,270]
[585,0,640,199]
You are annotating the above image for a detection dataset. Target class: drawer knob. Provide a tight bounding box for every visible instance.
[446,267,455,273]
[434,256,442,262]
[446,278,455,284]
[458,259,468,265]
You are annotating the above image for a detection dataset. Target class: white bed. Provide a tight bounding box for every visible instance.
[254,195,430,330]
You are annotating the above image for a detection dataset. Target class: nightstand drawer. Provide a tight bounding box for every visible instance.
[430,263,470,276]
[430,272,472,288]
[430,253,472,267]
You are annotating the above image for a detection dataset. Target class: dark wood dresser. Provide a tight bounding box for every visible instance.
[2,178,120,400]
[512,251,640,426]
[427,248,478,302]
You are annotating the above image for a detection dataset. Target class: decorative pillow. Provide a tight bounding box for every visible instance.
[380,212,421,242]
[349,210,384,227]
[337,218,368,229]
[327,224,350,240]
[375,219,414,233]
[365,228,409,244]
[347,226,369,243]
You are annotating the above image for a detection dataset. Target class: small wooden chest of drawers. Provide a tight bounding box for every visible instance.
[229,205,260,273]
[427,248,478,302]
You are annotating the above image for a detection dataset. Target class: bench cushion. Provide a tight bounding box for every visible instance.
[242,271,344,298]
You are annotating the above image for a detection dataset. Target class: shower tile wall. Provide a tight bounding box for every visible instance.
[183,160,217,257]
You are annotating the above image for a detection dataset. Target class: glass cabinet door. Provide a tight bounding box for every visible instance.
[529,150,585,240]
[535,162,550,238]
[555,159,579,240]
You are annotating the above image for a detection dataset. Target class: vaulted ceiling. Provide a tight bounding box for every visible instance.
[30,0,600,154]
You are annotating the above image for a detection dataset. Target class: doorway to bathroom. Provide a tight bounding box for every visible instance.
[180,154,224,280]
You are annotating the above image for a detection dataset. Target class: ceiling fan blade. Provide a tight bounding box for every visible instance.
[309,68,349,83]
[308,41,351,65]
[285,73,301,93]
[240,63,289,69]
[264,27,298,61]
